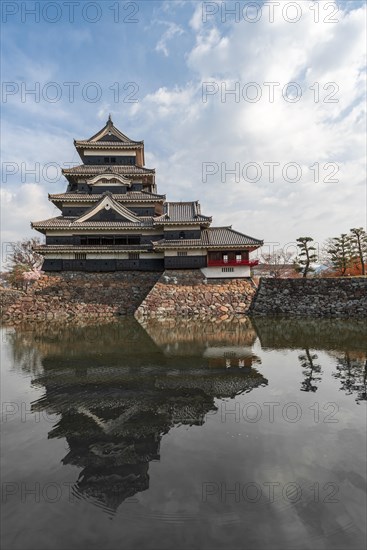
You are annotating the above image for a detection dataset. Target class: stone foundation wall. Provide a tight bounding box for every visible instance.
[2,273,366,322]
[0,288,25,308]
[250,278,367,317]
[0,272,160,321]
[135,270,256,319]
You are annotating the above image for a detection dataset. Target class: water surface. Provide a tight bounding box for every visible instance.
[1,317,366,550]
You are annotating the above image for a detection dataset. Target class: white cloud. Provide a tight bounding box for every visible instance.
[134,3,367,247]
[155,21,184,57]
[1,184,55,249]
[1,122,73,267]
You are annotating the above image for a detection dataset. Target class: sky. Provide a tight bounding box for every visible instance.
[1,0,366,261]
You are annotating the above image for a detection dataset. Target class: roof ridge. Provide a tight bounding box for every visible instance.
[78,117,141,144]
[62,164,155,174]
[208,225,232,230]
[74,193,142,224]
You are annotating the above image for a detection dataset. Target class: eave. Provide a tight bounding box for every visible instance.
[31,217,155,232]
[35,245,153,254]
[48,192,166,204]
[152,242,261,251]
[74,141,144,149]
[153,220,212,227]
[62,165,155,178]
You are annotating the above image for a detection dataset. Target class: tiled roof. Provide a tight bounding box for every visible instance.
[153,227,263,249]
[205,227,263,246]
[31,216,154,230]
[155,202,212,224]
[75,141,143,148]
[62,165,155,176]
[49,191,165,202]
[76,116,143,145]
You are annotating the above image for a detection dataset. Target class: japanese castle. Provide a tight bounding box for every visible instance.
[32,117,262,277]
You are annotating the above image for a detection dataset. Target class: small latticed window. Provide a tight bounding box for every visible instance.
[222,267,234,273]
[177,251,188,256]
[75,253,86,260]
[129,253,140,260]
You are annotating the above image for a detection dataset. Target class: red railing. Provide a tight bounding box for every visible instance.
[207,259,259,267]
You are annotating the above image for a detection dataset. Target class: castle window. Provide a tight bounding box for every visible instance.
[101,237,114,245]
[222,267,234,273]
[75,253,86,260]
[178,251,188,256]
[88,237,101,245]
[115,237,128,245]
[104,157,109,163]
[129,253,140,260]
[179,231,185,239]
[128,236,140,245]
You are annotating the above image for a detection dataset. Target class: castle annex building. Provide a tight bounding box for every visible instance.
[32,118,263,278]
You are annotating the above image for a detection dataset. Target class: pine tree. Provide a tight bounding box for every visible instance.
[349,227,367,275]
[294,237,318,278]
[326,233,353,276]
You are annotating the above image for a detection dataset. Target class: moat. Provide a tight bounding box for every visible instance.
[1,317,366,550]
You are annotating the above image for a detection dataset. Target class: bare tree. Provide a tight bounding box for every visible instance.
[5,238,44,290]
[6,238,43,271]
[260,249,294,278]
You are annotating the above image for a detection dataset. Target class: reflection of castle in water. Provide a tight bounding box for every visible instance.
[7,316,366,513]
[7,318,266,514]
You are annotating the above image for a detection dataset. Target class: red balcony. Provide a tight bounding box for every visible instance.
[207,259,259,267]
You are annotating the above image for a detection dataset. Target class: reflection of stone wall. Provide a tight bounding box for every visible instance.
[135,270,256,319]
[253,317,367,352]
[141,317,257,348]
[4,318,160,371]
[251,278,367,318]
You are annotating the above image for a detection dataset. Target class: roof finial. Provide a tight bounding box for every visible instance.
[107,113,113,125]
